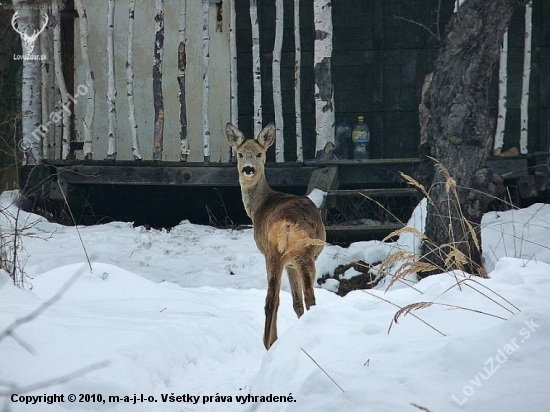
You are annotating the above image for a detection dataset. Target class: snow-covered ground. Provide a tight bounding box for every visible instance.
[1,190,549,412]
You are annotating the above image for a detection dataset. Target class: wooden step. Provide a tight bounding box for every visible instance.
[325,222,404,241]
[327,188,418,198]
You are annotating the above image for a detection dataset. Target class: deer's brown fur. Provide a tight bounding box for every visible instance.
[226,123,326,350]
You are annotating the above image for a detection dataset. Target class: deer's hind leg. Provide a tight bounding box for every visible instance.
[287,266,305,318]
[295,254,317,311]
[264,253,284,350]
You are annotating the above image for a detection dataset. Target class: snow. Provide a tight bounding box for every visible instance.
[1,190,550,411]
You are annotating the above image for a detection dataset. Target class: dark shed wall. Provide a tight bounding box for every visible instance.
[236,0,550,161]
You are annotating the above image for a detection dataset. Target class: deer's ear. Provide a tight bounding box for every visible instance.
[225,123,245,148]
[257,123,275,149]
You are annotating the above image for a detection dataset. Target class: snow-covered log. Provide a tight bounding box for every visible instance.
[493,30,508,156]
[75,0,95,160]
[273,0,284,162]
[202,0,211,162]
[178,0,189,161]
[127,0,142,160]
[153,0,165,161]
[52,0,68,160]
[294,0,303,162]
[520,1,532,154]
[250,0,262,136]
[106,0,117,160]
[313,0,335,152]
[13,5,43,163]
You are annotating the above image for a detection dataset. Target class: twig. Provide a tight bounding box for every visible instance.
[393,15,440,41]
[0,264,87,347]
[300,348,345,393]
[361,290,447,336]
[0,361,108,397]
[56,181,93,272]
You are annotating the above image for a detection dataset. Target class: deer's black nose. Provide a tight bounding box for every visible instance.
[242,166,255,176]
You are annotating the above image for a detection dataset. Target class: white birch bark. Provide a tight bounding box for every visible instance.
[202,0,210,162]
[493,30,508,156]
[250,0,262,136]
[106,0,117,159]
[313,0,335,152]
[294,0,303,162]
[153,0,165,161]
[178,0,189,161]
[75,0,95,160]
[273,0,284,162]
[127,0,142,160]
[40,11,54,160]
[520,0,532,154]
[229,0,238,160]
[14,5,43,163]
[52,0,68,160]
[54,82,62,160]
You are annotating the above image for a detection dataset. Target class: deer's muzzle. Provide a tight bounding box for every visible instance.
[242,166,255,177]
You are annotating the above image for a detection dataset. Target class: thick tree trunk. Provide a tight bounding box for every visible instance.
[15,6,43,164]
[273,0,284,162]
[294,0,303,162]
[421,0,528,277]
[250,0,262,136]
[313,0,335,153]
[153,0,165,161]
[75,0,95,160]
[106,0,117,160]
[178,0,189,162]
[127,0,142,160]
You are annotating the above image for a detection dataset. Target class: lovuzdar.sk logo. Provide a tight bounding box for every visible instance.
[11,10,49,60]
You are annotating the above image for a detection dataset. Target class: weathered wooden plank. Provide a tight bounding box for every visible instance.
[328,188,418,197]
[306,166,338,195]
[56,164,315,187]
[326,223,403,240]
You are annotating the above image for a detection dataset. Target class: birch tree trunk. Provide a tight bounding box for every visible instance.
[313,0,335,153]
[250,0,262,136]
[75,0,95,160]
[493,30,508,156]
[520,0,532,154]
[178,0,189,161]
[106,0,117,160]
[294,0,303,162]
[229,0,238,160]
[273,0,284,162]
[52,0,68,160]
[153,0,165,161]
[40,10,55,160]
[202,0,210,162]
[15,6,43,164]
[127,0,142,160]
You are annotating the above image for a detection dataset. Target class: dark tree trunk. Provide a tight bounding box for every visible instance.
[420,0,529,277]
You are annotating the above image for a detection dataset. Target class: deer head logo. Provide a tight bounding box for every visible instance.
[11,11,49,54]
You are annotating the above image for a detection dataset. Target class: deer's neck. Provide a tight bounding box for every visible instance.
[240,174,274,220]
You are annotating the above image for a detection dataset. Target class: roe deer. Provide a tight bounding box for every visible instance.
[226,123,326,350]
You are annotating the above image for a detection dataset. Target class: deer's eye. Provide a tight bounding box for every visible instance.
[256,153,262,158]
[238,153,243,158]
